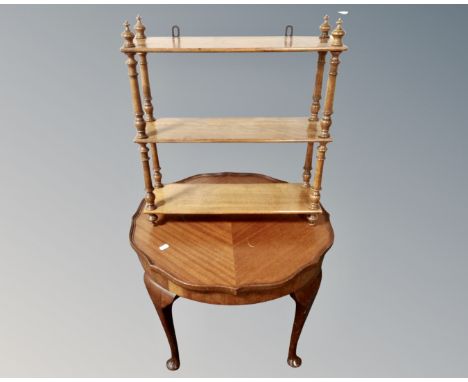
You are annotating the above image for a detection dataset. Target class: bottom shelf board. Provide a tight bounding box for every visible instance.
[144,183,321,215]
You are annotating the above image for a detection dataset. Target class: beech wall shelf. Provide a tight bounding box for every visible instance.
[121,15,347,226]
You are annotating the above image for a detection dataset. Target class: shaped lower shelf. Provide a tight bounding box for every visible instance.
[143,183,321,215]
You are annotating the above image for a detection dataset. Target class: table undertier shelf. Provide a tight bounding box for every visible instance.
[122,36,348,53]
[143,183,322,215]
[135,117,332,143]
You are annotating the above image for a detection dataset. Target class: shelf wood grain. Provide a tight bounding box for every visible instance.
[121,36,348,53]
[143,183,321,215]
[134,117,332,143]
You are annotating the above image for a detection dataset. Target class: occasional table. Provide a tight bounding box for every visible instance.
[130,172,334,370]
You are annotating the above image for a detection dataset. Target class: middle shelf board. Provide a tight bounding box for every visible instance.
[143,183,322,215]
[135,117,332,143]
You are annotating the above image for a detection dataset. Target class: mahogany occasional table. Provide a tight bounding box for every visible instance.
[130,172,334,370]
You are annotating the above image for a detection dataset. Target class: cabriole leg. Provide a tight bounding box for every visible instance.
[287,271,322,368]
[144,273,180,371]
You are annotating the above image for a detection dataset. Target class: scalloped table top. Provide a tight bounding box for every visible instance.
[130,172,334,302]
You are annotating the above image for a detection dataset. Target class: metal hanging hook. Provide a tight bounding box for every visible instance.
[172,25,180,38]
[284,25,294,38]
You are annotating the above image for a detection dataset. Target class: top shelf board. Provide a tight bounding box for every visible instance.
[121,36,348,53]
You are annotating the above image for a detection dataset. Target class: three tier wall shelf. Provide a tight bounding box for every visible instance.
[123,15,347,370]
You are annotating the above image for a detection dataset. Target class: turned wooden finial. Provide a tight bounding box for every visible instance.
[134,15,146,39]
[331,18,345,47]
[319,15,330,43]
[122,21,135,48]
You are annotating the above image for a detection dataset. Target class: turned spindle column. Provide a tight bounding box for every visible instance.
[139,143,157,223]
[319,18,345,138]
[122,21,147,139]
[134,15,155,122]
[150,143,163,188]
[308,142,328,224]
[309,16,330,122]
[309,52,327,122]
[134,15,163,189]
[302,143,314,187]
[122,21,156,222]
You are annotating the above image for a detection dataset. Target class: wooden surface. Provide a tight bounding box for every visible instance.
[319,51,342,138]
[288,273,322,368]
[143,183,322,215]
[131,173,334,369]
[131,173,334,301]
[122,15,346,368]
[310,51,327,121]
[134,117,333,143]
[144,274,180,370]
[121,36,348,53]
[122,22,147,139]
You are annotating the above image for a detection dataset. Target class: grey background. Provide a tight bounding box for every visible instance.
[0,5,467,377]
